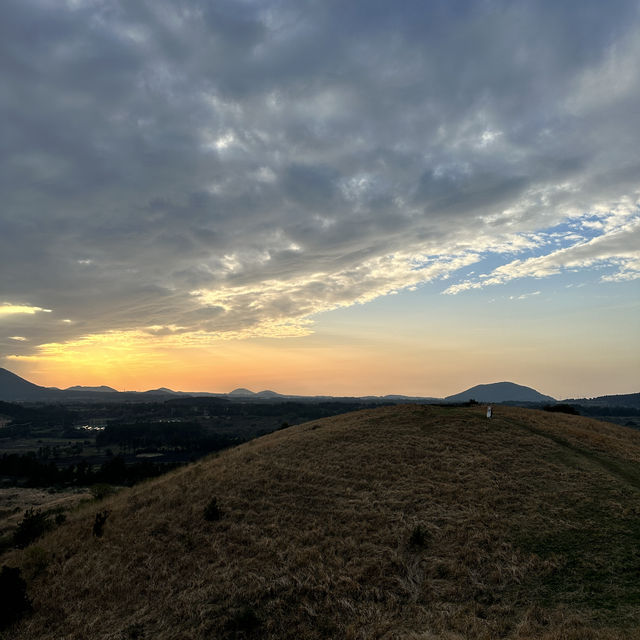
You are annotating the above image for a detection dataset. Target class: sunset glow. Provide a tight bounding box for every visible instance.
[1,0,639,399]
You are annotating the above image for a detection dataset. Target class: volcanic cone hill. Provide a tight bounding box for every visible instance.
[5,405,640,639]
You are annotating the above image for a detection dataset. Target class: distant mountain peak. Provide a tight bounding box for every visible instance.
[66,385,117,393]
[228,388,256,397]
[445,381,555,404]
[256,389,282,398]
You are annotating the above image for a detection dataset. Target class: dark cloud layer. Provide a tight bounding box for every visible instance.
[1,0,639,355]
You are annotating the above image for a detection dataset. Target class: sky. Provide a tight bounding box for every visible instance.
[1,0,639,399]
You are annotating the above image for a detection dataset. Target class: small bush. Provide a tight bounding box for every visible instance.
[409,524,430,548]
[226,605,261,637]
[204,497,221,522]
[543,404,580,415]
[13,509,52,549]
[122,622,145,639]
[93,510,110,538]
[0,565,30,629]
[90,483,117,501]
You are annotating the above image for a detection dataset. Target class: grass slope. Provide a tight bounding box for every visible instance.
[4,405,640,639]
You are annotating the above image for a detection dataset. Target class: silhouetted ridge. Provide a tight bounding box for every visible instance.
[445,381,555,403]
[0,367,60,402]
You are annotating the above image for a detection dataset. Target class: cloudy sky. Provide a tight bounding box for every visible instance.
[1,0,639,398]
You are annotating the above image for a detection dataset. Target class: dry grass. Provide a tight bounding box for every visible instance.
[3,405,640,639]
[0,487,91,540]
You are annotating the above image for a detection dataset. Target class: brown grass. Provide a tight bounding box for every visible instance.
[0,487,91,540]
[3,405,640,639]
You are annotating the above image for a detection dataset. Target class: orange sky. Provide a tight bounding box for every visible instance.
[8,284,639,400]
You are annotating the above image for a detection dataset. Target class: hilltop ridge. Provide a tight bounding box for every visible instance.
[5,404,640,639]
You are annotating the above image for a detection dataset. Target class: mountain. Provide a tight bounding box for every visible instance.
[0,367,61,402]
[7,367,637,408]
[0,368,180,403]
[382,394,441,401]
[445,381,555,403]
[228,387,256,397]
[65,385,118,393]
[8,405,640,639]
[255,389,282,398]
[143,387,182,396]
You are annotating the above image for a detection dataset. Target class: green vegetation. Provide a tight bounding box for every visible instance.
[0,452,184,488]
[11,509,65,550]
[543,403,579,414]
[516,513,640,616]
[89,483,117,501]
[0,398,390,491]
[503,415,640,621]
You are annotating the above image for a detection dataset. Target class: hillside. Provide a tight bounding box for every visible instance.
[445,381,555,403]
[4,405,640,639]
[0,368,59,402]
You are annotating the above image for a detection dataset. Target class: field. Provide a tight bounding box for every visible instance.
[3,404,640,639]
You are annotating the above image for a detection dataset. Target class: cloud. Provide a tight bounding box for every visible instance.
[0,303,52,316]
[1,0,640,357]
[443,212,640,293]
[509,291,541,301]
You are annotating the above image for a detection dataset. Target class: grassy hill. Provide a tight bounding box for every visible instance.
[3,405,640,639]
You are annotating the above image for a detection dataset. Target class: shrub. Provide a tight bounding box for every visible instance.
[543,404,580,415]
[13,509,52,549]
[226,605,261,637]
[409,524,430,548]
[90,483,117,501]
[0,565,30,629]
[204,497,221,522]
[93,510,110,538]
[122,622,145,639]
